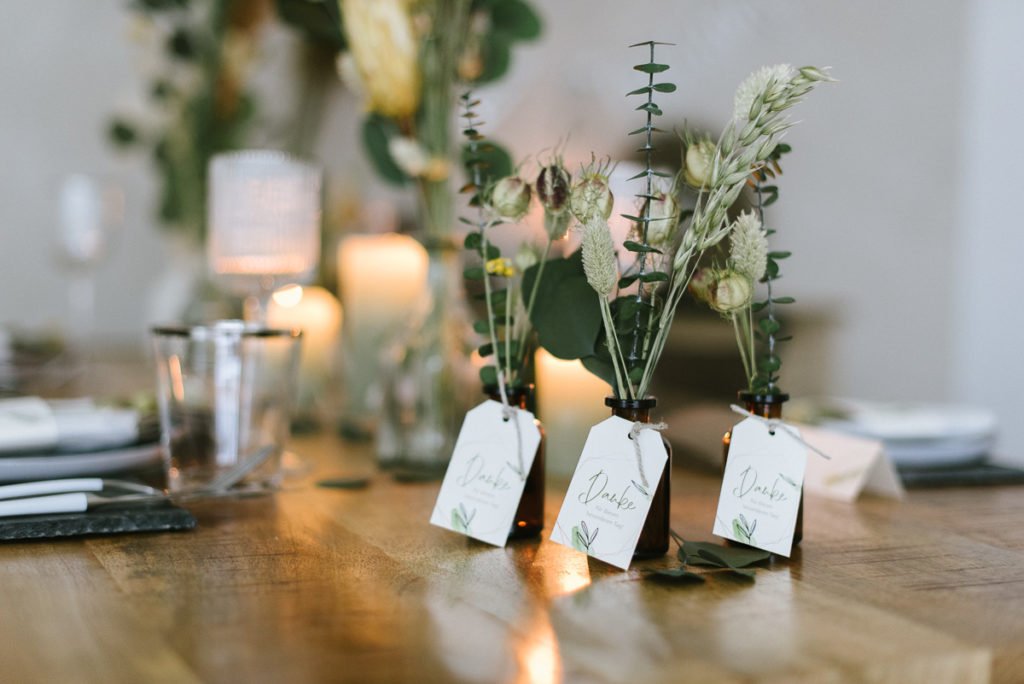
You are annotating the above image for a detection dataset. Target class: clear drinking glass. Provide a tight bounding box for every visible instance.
[206,150,322,322]
[151,321,302,492]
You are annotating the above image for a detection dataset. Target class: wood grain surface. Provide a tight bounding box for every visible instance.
[0,432,1015,683]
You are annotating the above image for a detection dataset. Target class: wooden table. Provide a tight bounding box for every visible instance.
[0,431,1018,683]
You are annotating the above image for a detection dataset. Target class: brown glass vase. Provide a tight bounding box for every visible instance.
[485,384,545,539]
[722,391,803,546]
[606,396,671,558]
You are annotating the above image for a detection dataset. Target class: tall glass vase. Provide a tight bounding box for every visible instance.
[376,244,478,475]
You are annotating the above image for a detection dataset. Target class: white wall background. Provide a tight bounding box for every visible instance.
[0,1,1021,459]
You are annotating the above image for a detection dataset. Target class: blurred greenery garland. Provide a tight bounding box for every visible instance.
[107,0,345,244]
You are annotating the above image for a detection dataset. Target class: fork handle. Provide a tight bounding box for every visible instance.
[0,478,104,501]
[0,493,89,518]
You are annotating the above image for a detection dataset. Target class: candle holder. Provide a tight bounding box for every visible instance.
[207,150,322,323]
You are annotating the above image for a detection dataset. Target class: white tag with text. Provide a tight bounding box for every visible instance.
[550,416,668,570]
[430,400,541,547]
[713,417,807,557]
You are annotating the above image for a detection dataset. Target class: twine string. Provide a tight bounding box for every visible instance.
[728,404,832,460]
[497,370,526,480]
[628,421,668,489]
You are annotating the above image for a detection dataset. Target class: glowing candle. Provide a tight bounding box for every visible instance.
[336,233,428,338]
[267,285,342,378]
[535,348,611,477]
[207,150,322,317]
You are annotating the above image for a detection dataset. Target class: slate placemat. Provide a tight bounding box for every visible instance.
[898,462,1024,488]
[0,503,196,541]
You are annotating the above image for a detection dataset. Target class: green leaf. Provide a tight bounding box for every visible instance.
[758,318,781,335]
[477,32,511,84]
[489,0,542,41]
[461,140,513,188]
[646,567,706,583]
[464,266,485,280]
[768,251,792,259]
[681,541,771,569]
[167,28,197,60]
[464,232,482,250]
[484,244,501,260]
[622,240,662,254]
[652,82,677,92]
[636,102,663,116]
[479,365,498,386]
[361,115,409,186]
[759,356,781,372]
[763,260,780,279]
[275,0,347,49]
[108,120,138,147]
[626,86,651,96]
[523,251,603,360]
[317,477,370,490]
[751,301,769,313]
[771,296,795,304]
[638,271,669,283]
[580,354,617,392]
[634,63,670,74]
[618,274,639,289]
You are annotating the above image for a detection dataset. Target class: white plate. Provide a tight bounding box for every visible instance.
[822,400,997,442]
[0,444,162,483]
[817,400,998,467]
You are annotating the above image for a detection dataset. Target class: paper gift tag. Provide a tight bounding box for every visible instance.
[430,400,541,547]
[550,416,668,570]
[799,424,904,501]
[713,417,807,557]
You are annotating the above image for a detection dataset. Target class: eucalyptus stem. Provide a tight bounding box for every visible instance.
[516,237,553,357]
[479,222,505,382]
[504,269,512,378]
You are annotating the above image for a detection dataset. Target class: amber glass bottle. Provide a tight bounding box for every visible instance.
[605,396,671,558]
[723,391,802,545]
[486,384,545,539]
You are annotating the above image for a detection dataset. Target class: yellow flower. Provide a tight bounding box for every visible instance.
[485,258,516,278]
[339,0,421,119]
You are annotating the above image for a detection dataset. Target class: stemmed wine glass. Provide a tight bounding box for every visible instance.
[206,150,323,323]
[54,173,124,367]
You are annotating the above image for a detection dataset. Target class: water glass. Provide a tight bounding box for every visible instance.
[151,321,301,492]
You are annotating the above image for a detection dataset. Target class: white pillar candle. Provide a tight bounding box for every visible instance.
[535,348,612,477]
[336,233,429,339]
[267,285,342,378]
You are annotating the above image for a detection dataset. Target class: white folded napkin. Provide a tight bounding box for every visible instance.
[0,397,139,455]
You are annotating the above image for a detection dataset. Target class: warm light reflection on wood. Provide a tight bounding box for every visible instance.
[516,614,562,684]
[547,552,591,597]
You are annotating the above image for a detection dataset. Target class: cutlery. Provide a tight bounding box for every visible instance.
[0,445,276,518]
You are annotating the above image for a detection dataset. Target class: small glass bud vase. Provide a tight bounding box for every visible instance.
[606,396,671,558]
[723,391,803,546]
[486,384,545,539]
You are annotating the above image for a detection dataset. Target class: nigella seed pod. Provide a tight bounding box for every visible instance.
[490,176,532,221]
[683,139,716,189]
[535,164,571,216]
[710,270,753,314]
[642,189,680,247]
[569,175,614,224]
